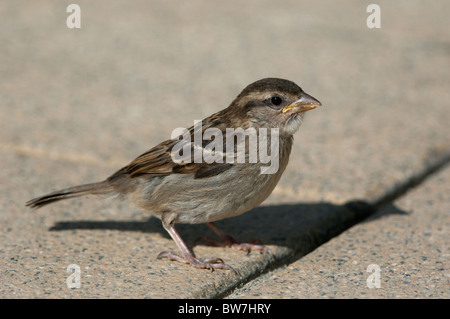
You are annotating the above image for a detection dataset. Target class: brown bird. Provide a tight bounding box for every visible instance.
[26,78,321,271]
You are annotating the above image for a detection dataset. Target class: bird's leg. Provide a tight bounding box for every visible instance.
[199,222,273,256]
[157,213,235,271]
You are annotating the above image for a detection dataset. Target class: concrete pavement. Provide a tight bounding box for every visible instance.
[228,165,450,298]
[1,1,449,298]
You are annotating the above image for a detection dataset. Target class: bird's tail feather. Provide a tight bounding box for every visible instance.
[26,181,114,209]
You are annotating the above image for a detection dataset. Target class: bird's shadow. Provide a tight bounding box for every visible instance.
[49,200,408,257]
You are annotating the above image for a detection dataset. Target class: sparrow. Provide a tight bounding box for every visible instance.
[26,78,321,271]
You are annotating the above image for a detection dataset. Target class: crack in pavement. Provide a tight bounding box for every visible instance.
[211,148,450,299]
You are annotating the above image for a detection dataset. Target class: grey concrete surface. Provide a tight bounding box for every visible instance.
[228,165,450,298]
[1,1,449,298]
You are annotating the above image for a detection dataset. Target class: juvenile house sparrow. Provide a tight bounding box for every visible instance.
[26,78,321,271]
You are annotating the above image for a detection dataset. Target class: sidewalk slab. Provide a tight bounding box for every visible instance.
[1,1,449,298]
[228,165,450,298]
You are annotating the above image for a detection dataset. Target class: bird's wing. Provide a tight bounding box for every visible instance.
[124,139,183,176]
[111,124,233,180]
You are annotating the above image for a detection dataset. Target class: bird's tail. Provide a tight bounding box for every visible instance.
[26,181,114,209]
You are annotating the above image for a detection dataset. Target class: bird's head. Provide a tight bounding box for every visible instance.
[228,78,321,135]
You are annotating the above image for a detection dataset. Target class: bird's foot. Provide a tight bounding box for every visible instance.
[157,251,235,272]
[198,235,273,256]
[199,222,273,256]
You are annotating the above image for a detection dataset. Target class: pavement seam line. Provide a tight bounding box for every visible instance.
[6,143,450,298]
[3,142,308,200]
[209,148,450,299]
[0,142,128,168]
[370,149,450,209]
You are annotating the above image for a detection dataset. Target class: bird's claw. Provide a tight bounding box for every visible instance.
[157,251,236,272]
[196,235,273,256]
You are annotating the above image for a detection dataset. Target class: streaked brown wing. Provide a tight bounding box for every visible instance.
[116,137,232,179]
[125,139,179,176]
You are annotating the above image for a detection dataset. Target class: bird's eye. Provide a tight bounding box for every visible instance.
[270,96,282,106]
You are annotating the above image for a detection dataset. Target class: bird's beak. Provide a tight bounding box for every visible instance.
[282,93,322,113]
